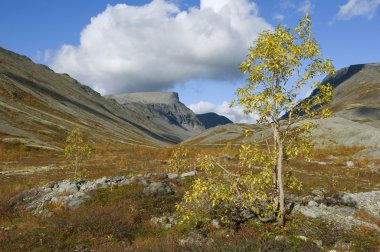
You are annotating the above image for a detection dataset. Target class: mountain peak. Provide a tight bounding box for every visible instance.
[106,92,179,105]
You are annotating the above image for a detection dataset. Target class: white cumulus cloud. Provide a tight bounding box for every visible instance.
[337,0,380,20]
[189,101,258,123]
[281,0,314,14]
[50,0,271,95]
[272,13,285,21]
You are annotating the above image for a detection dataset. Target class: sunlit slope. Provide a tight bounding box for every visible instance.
[0,47,201,149]
[184,63,380,148]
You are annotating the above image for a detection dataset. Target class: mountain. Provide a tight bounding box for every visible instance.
[0,47,204,149]
[196,112,232,129]
[105,92,205,142]
[184,63,380,149]
[320,63,380,127]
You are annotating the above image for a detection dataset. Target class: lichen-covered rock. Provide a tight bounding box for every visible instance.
[294,191,380,231]
[12,171,189,216]
[143,182,177,196]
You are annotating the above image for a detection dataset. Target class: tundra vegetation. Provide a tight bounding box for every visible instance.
[176,14,335,227]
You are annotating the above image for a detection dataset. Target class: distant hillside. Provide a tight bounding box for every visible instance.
[184,63,380,149]
[321,63,380,127]
[106,92,205,141]
[196,112,232,129]
[0,47,205,149]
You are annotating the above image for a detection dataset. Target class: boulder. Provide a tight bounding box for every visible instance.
[180,171,196,178]
[167,173,179,179]
[143,182,176,196]
[346,160,355,168]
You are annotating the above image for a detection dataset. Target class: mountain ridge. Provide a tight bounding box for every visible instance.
[184,62,380,148]
[0,47,205,149]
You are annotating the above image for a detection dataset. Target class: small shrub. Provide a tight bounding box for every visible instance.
[167,146,190,173]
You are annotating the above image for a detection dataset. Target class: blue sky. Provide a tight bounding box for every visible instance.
[0,0,379,122]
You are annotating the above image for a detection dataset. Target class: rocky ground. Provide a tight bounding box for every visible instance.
[10,171,196,217]
[10,171,380,235]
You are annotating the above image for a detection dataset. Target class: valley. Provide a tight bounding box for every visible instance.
[0,48,379,251]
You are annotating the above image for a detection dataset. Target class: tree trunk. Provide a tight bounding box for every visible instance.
[74,155,79,179]
[274,125,285,226]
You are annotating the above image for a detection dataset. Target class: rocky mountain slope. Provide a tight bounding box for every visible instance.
[0,48,207,149]
[196,112,232,129]
[184,63,380,150]
[106,92,205,142]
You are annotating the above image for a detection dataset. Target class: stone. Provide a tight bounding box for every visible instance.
[222,155,232,161]
[138,179,149,186]
[211,219,221,229]
[313,240,323,248]
[57,181,79,194]
[298,206,321,218]
[143,182,176,196]
[67,197,87,209]
[180,171,196,178]
[334,241,351,251]
[94,176,109,185]
[120,179,131,185]
[130,176,143,182]
[312,189,325,197]
[275,235,285,241]
[308,200,319,207]
[346,160,355,168]
[167,173,178,179]
[144,173,153,178]
[155,173,168,179]
[317,161,327,165]
[112,176,125,182]
[296,235,308,241]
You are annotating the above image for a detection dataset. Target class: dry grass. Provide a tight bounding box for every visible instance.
[0,143,379,250]
[1,181,378,251]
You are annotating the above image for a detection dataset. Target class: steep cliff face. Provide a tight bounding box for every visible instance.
[106,92,205,141]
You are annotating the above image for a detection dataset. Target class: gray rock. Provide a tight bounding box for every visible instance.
[94,176,109,185]
[295,235,308,241]
[312,189,325,197]
[144,173,153,178]
[143,182,176,196]
[211,219,221,229]
[275,235,285,241]
[180,171,196,178]
[155,173,168,179]
[112,176,125,182]
[313,240,323,248]
[67,197,87,208]
[298,206,321,218]
[139,179,149,186]
[295,191,380,231]
[346,160,355,168]
[308,200,319,207]
[342,191,380,217]
[167,173,178,179]
[334,241,352,251]
[57,181,78,194]
[120,179,131,185]
[130,176,144,182]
